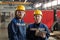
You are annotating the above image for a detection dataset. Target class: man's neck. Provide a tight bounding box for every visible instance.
[35,22,41,24]
[19,19,22,22]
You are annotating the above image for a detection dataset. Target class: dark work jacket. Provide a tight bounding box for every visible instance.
[8,18,26,40]
[26,23,50,40]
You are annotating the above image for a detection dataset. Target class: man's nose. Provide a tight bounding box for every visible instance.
[36,16,39,19]
[19,13,22,15]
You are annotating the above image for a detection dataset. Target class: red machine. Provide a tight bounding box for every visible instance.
[23,10,60,31]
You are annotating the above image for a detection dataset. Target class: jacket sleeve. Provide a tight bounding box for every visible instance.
[8,21,18,40]
[26,25,31,40]
[45,25,50,39]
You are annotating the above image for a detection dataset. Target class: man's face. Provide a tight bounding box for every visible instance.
[34,15,42,23]
[16,11,25,19]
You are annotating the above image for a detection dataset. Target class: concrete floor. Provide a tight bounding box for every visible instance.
[0,29,8,40]
[0,28,60,40]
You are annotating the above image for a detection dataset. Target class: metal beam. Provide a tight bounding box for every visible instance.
[0,1,33,4]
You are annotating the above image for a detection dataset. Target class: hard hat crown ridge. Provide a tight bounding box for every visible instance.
[34,9,42,15]
[16,5,25,11]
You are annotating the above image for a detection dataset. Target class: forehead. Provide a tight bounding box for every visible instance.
[17,10,25,12]
[34,14,42,16]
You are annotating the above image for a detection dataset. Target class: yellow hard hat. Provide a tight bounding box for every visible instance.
[16,5,25,11]
[34,9,42,16]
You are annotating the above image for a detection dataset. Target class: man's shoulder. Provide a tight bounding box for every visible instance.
[11,18,18,23]
[40,23,48,28]
[11,18,16,21]
[8,18,15,24]
[28,23,47,27]
[28,23,34,28]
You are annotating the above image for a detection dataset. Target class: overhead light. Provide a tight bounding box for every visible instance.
[43,2,52,8]
[58,0,60,4]
[43,0,59,8]
[34,3,42,8]
[24,0,27,3]
[52,0,57,6]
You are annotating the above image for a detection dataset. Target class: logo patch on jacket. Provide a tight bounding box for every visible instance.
[38,28,45,31]
[30,28,45,31]
[16,23,26,26]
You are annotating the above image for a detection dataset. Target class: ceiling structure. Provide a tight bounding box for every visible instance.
[0,0,56,3]
[0,0,60,12]
[27,0,60,9]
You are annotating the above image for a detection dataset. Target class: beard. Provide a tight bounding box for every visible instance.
[16,16,23,19]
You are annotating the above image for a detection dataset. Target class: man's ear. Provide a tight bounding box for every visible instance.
[34,16,35,19]
[41,16,42,19]
[23,12,26,17]
[15,10,17,17]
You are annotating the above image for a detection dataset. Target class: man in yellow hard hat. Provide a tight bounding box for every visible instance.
[26,9,50,40]
[8,5,26,40]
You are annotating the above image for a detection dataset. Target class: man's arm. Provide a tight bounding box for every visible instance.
[45,25,50,38]
[26,26,30,40]
[8,21,18,40]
